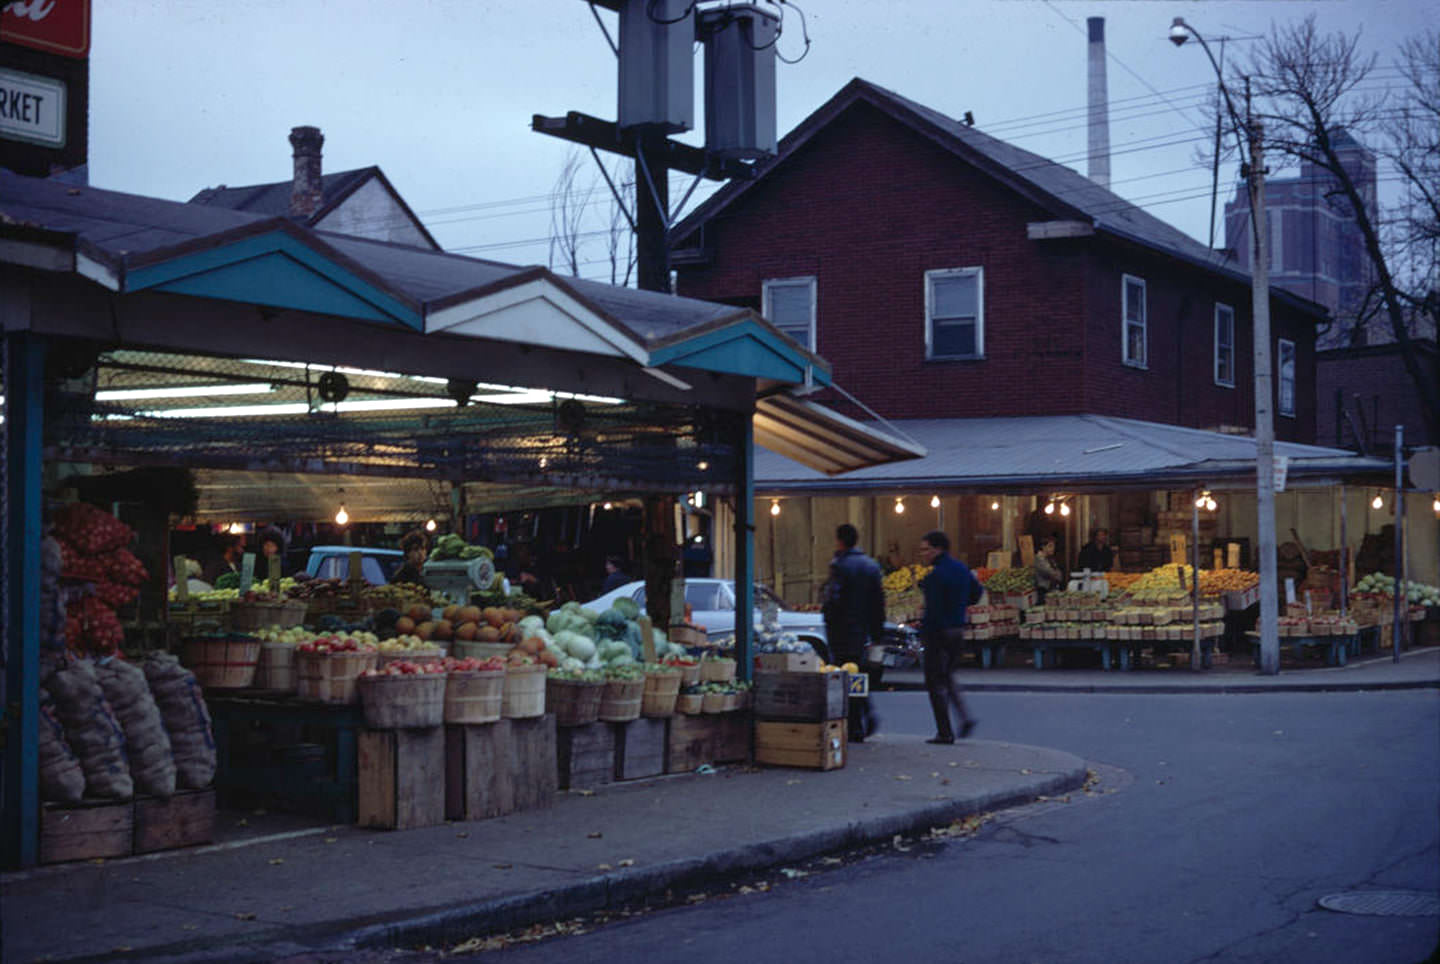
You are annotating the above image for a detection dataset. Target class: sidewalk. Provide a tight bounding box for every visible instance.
[1,736,1087,964]
[881,644,1440,693]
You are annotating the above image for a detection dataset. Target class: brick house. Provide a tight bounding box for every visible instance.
[672,78,1325,443]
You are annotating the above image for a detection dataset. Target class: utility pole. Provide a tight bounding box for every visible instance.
[1250,119,1281,676]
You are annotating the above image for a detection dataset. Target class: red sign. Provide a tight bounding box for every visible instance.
[1,0,91,59]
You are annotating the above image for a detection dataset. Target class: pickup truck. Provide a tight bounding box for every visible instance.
[302,545,404,585]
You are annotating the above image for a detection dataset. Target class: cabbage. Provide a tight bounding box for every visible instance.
[612,597,641,621]
[522,626,554,649]
[607,653,636,669]
[519,614,545,634]
[553,630,596,661]
[560,656,585,672]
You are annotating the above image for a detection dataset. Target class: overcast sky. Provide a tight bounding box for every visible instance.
[88,0,1430,283]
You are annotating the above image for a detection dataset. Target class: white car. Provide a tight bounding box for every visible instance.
[583,578,832,658]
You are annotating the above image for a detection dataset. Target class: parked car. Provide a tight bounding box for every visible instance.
[302,545,404,585]
[582,578,919,671]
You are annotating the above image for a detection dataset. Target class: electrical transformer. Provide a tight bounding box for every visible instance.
[618,0,695,132]
[701,3,779,159]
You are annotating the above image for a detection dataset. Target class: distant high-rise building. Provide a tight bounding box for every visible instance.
[1225,129,1377,348]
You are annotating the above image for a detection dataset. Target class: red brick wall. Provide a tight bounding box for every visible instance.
[1316,343,1438,448]
[674,101,1317,442]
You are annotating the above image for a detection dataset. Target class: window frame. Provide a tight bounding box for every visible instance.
[924,266,985,361]
[1214,302,1236,388]
[762,276,817,351]
[1121,274,1148,369]
[1277,337,1297,418]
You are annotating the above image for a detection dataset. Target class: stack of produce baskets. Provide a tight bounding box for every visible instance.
[546,674,604,726]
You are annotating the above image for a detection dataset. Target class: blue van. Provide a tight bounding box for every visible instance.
[303,546,404,585]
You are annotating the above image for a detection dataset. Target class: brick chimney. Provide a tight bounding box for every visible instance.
[288,125,324,219]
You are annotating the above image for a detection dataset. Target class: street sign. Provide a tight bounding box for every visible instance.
[0,67,65,147]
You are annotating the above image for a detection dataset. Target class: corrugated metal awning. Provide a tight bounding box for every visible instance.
[753,393,927,475]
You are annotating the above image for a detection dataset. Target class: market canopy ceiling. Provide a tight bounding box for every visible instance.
[1,170,923,481]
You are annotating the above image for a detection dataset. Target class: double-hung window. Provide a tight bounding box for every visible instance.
[762,277,817,351]
[1122,274,1147,368]
[1214,303,1236,387]
[1278,338,1296,417]
[925,267,984,360]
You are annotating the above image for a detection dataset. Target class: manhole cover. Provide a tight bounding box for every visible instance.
[1317,891,1440,917]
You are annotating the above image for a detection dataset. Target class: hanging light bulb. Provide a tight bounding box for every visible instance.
[894,497,905,515]
[1205,496,1217,512]
[930,495,941,509]
[769,499,781,517]
[335,504,349,526]
[603,502,613,510]
[1060,502,1071,517]
[990,500,1000,511]
[1433,496,1440,514]
[228,522,245,535]
[425,518,437,532]
[1044,501,1055,515]
[1195,494,1208,509]
[697,460,709,471]
[1371,493,1384,510]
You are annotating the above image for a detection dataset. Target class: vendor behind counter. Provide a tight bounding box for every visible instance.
[391,529,429,585]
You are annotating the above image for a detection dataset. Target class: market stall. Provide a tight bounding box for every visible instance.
[2,171,920,867]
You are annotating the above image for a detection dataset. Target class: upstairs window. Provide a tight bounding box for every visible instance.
[762,277,816,351]
[1122,274,1147,368]
[925,267,984,360]
[1214,303,1236,387]
[1278,338,1296,417]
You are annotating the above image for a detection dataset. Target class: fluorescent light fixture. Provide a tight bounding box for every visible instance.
[240,359,621,405]
[96,383,274,401]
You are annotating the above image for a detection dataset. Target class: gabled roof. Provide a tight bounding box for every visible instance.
[674,77,1327,320]
[189,166,441,250]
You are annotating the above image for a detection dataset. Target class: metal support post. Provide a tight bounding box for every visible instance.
[3,332,45,868]
[734,415,755,681]
[1339,486,1348,617]
[1393,425,1404,661]
[1192,492,1202,670]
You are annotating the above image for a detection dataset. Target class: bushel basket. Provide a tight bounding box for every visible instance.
[182,636,261,689]
[296,650,377,704]
[358,673,446,728]
[598,677,644,722]
[501,664,546,719]
[641,670,681,717]
[546,677,603,727]
[229,599,307,632]
[252,642,297,693]
[444,670,505,724]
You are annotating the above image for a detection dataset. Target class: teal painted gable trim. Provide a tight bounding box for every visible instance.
[649,322,832,386]
[126,233,422,330]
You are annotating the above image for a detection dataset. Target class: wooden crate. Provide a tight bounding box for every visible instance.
[757,653,819,673]
[445,721,513,822]
[755,720,846,771]
[40,800,134,865]
[666,712,751,773]
[134,789,216,854]
[754,671,847,722]
[358,727,446,830]
[614,718,668,781]
[507,714,557,812]
[557,722,617,791]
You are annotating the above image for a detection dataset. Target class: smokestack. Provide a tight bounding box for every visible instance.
[288,125,324,219]
[1087,17,1111,190]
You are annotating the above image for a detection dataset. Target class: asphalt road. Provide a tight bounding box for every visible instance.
[434,688,1440,964]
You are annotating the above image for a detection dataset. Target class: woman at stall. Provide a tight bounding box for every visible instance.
[1033,537,1064,604]
[391,530,429,586]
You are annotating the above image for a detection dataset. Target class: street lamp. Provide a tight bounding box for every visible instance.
[1170,16,1281,675]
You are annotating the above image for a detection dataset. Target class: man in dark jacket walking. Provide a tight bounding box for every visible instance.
[822,524,885,742]
[918,530,979,743]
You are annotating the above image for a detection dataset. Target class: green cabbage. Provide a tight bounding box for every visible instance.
[612,597,641,621]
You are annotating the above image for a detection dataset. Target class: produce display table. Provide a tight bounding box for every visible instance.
[208,694,363,824]
[1246,631,1354,667]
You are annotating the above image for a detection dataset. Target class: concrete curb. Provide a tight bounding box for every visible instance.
[883,679,1440,695]
[337,755,1087,954]
[75,752,1087,963]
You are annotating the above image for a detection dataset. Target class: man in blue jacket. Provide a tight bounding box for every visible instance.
[822,524,885,742]
[918,530,980,743]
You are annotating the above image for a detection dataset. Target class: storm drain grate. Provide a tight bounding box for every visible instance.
[1317,891,1440,917]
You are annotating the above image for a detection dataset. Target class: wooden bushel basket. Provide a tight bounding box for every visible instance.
[358,673,446,729]
[377,648,446,668]
[444,670,504,725]
[677,692,704,715]
[252,642,297,693]
[598,677,644,723]
[501,665,547,719]
[296,650,378,704]
[701,691,727,714]
[641,670,681,717]
[700,657,736,682]
[229,599,307,632]
[546,677,604,727]
[182,637,261,689]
